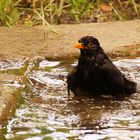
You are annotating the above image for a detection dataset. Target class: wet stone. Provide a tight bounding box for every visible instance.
[0,60,23,71]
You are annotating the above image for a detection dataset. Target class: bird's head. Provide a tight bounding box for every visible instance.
[74,36,100,54]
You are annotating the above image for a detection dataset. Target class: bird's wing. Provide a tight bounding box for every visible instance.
[67,67,78,95]
[96,53,125,88]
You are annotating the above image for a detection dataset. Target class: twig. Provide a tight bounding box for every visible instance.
[130,0,138,16]
[58,0,65,17]
[34,9,60,35]
[109,2,123,20]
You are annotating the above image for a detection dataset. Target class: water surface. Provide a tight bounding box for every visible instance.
[0,58,140,140]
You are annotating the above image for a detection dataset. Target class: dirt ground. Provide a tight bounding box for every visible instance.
[0,20,140,61]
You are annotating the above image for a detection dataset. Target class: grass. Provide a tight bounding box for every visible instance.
[0,0,20,27]
[68,0,93,22]
[0,0,139,29]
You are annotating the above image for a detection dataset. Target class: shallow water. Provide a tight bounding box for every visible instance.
[0,58,140,140]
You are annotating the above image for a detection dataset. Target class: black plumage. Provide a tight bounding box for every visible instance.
[67,36,139,97]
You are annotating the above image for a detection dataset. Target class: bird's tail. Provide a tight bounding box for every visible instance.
[136,83,140,93]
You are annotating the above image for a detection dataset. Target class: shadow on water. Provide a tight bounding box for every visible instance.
[0,57,140,140]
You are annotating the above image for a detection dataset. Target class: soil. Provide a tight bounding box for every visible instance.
[0,20,140,61]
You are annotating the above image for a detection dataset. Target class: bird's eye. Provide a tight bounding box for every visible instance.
[88,42,93,48]
[78,40,81,43]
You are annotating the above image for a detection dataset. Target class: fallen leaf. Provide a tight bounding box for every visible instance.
[100,4,112,12]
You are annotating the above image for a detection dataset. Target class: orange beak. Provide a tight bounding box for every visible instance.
[74,43,85,49]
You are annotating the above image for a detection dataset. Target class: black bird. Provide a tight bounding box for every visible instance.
[67,36,140,98]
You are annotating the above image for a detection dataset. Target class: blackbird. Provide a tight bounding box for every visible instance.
[67,36,140,98]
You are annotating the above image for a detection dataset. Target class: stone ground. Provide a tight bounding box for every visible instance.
[0,20,140,60]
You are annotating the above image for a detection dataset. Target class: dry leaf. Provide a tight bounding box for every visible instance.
[100,4,112,12]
